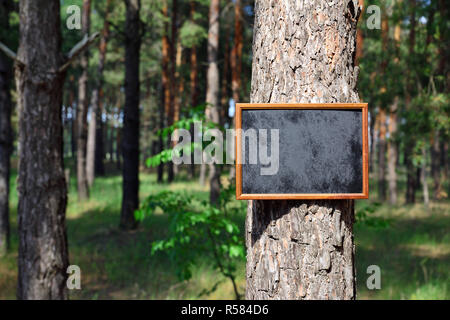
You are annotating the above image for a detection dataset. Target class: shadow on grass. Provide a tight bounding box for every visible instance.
[355,214,450,299]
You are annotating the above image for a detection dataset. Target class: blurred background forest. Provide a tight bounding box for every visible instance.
[0,0,449,299]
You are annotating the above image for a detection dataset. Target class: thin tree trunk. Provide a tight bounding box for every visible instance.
[387,21,402,206]
[369,110,375,173]
[205,0,221,204]
[228,0,243,181]
[355,0,364,66]
[377,108,387,201]
[377,13,389,202]
[95,89,105,176]
[0,0,12,257]
[120,0,141,230]
[166,0,178,183]
[387,97,398,205]
[161,1,171,183]
[431,130,441,199]
[246,0,360,300]
[189,1,199,179]
[220,23,230,124]
[231,0,242,105]
[70,81,77,160]
[86,0,111,186]
[405,0,417,204]
[421,146,429,207]
[15,0,69,299]
[442,140,448,195]
[173,40,183,176]
[157,81,164,183]
[76,0,91,200]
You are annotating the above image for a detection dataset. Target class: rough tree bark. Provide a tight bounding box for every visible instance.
[15,0,69,299]
[120,0,141,230]
[76,0,91,200]
[205,0,221,204]
[86,0,111,186]
[246,0,361,300]
[0,0,12,257]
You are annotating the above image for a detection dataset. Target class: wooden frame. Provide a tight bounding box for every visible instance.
[235,103,369,200]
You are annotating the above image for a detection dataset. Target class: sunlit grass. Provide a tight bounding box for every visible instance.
[0,168,448,300]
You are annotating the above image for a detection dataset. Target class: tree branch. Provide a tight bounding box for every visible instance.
[58,32,100,73]
[0,42,24,67]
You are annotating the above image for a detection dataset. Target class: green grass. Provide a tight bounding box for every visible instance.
[0,169,449,299]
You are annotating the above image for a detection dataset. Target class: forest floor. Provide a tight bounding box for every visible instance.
[0,168,449,300]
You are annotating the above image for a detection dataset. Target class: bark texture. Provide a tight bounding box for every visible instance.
[0,0,12,257]
[15,0,69,299]
[205,0,221,204]
[246,0,360,300]
[76,0,91,200]
[120,0,141,230]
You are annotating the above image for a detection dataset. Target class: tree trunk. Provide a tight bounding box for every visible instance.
[421,146,429,207]
[387,97,398,205]
[442,140,449,196]
[228,0,243,181]
[161,1,171,183]
[246,0,360,300]
[405,0,416,204]
[355,0,364,66]
[221,23,230,124]
[188,1,199,179]
[369,110,375,173]
[377,108,386,201]
[231,0,243,105]
[157,81,164,183]
[120,0,141,230]
[387,22,401,206]
[0,0,12,257]
[205,0,221,204]
[15,0,69,299]
[405,143,416,204]
[86,0,111,186]
[166,0,178,183]
[173,40,183,176]
[76,0,91,200]
[377,13,389,202]
[95,89,105,176]
[70,81,77,160]
[431,130,441,199]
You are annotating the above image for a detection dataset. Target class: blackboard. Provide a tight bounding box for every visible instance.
[235,103,368,200]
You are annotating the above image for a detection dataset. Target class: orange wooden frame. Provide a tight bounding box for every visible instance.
[235,103,369,200]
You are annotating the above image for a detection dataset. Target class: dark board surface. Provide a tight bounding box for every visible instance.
[241,109,363,194]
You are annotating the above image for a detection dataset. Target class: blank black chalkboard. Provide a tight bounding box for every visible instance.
[235,104,368,200]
